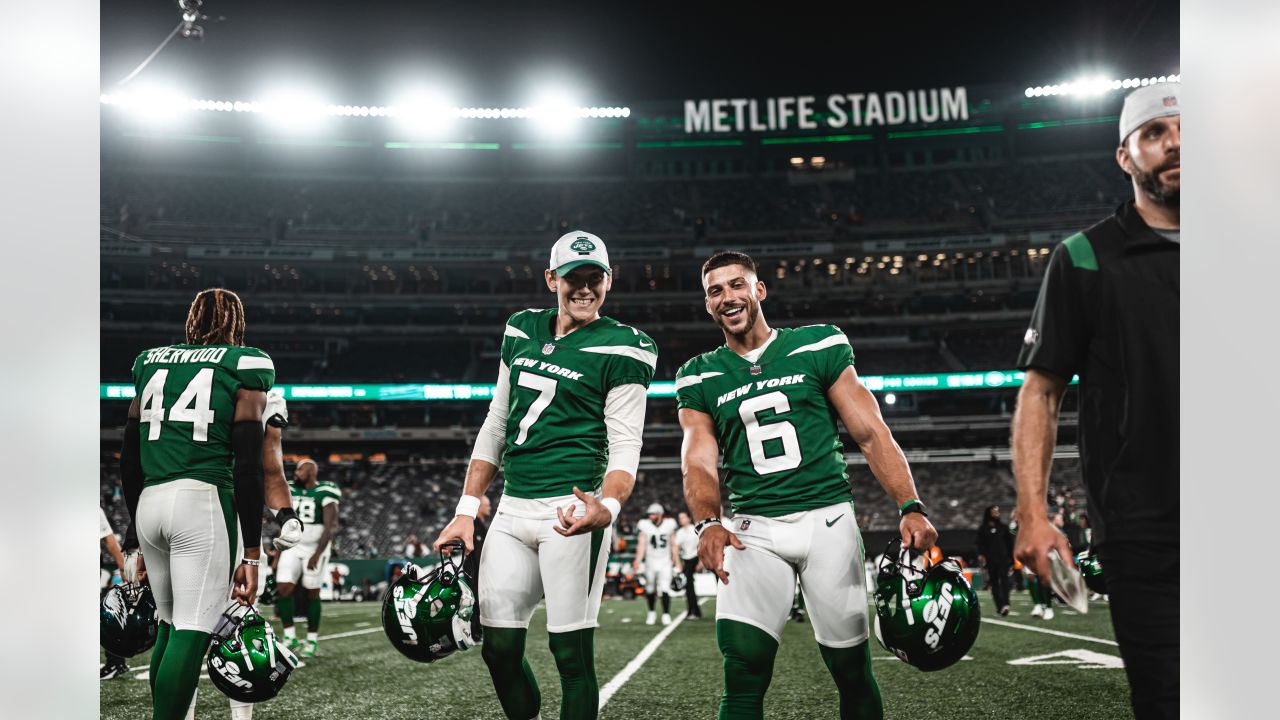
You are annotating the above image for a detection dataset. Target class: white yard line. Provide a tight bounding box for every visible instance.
[983,618,1118,646]
[318,626,385,641]
[598,598,708,710]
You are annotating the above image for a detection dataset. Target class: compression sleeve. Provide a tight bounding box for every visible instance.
[120,418,143,551]
[231,420,266,550]
[604,383,647,478]
[470,360,511,467]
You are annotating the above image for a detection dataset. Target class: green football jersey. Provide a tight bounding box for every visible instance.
[291,480,341,546]
[131,344,275,489]
[675,325,855,517]
[499,308,657,498]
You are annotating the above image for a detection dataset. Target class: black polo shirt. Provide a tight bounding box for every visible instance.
[1017,200,1179,549]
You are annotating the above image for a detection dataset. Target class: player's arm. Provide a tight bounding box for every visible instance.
[555,383,646,537]
[680,407,743,584]
[435,360,511,553]
[633,529,648,570]
[103,530,126,577]
[668,528,680,566]
[310,502,338,570]
[826,365,938,550]
[262,424,303,550]
[231,388,268,604]
[1011,368,1073,579]
[118,397,149,583]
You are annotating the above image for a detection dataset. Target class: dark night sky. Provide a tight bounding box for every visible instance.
[100,1,1180,104]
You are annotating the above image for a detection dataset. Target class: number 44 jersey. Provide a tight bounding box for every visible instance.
[676,325,855,518]
[500,308,657,499]
[131,344,275,489]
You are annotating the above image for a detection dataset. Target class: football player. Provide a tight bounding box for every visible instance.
[674,511,703,619]
[274,459,340,657]
[119,289,274,720]
[633,503,679,625]
[434,231,656,720]
[677,252,937,720]
[100,507,132,680]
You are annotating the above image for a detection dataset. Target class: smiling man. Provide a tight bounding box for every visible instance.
[676,251,937,720]
[434,231,656,720]
[1012,83,1180,719]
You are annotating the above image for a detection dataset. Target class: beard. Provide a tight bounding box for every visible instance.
[1133,156,1180,208]
[716,300,759,338]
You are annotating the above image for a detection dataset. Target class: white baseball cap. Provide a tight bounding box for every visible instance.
[646,503,664,515]
[1119,83,1181,144]
[549,230,611,276]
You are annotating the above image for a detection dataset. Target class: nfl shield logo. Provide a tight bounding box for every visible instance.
[1163,96,1177,107]
[749,364,762,376]
[542,343,556,355]
[739,519,752,531]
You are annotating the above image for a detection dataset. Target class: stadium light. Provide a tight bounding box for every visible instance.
[1024,72,1179,99]
[101,94,630,122]
[108,86,192,122]
[884,393,897,405]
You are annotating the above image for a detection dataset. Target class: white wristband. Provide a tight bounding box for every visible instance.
[601,497,621,524]
[455,495,481,518]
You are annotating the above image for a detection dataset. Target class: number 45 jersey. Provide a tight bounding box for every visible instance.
[131,344,275,489]
[676,325,855,518]
[500,308,657,499]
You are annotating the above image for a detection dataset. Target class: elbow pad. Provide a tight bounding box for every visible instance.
[231,420,266,550]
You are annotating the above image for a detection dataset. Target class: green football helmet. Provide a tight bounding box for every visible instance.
[1075,548,1106,594]
[100,582,158,657]
[259,575,279,605]
[382,539,480,663]
[207,603,299,703]
[873,539,981,671]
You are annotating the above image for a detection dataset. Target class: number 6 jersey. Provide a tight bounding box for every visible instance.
[498,308,657,499]
[675,325,855,518]
[131,344,275,489]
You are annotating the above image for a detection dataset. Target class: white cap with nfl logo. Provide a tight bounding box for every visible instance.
[1119,83,1180,143]
[550,230,611,275]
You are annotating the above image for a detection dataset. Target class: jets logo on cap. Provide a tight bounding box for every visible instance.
[570,238,596,254]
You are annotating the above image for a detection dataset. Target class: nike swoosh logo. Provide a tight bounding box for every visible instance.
[825,514,844,527]
[639,341,652,347]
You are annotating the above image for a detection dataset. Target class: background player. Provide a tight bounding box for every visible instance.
[100,506,132,681]
[633,503,679,625]
[434,230,656,720]
[674,511,703,619]
[274,459,340,657]
[119,288,273,720]
[677,252,937,720]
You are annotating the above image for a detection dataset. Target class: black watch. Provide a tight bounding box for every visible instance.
[900,500,929,518]
[694,517,722,535]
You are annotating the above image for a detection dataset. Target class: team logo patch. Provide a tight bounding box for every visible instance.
[570,238,596,254]
[542,343,556,355]
[1023,328,1039,346]
[749,364,762,376]
[739,519,752,531]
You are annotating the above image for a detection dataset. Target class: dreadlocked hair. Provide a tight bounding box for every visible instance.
[185,288,246,346]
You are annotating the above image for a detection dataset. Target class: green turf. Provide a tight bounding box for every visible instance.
[101,589,1132,719]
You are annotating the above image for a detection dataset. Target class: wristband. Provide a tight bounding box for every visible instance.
[601,497,621,524]
[275,507,299,524]
[900,499,929,518]
[241,558,261,566]
[455,495,481,518]
[694,517,722,536]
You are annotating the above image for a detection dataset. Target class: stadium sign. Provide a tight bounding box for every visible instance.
[684,87,969,134]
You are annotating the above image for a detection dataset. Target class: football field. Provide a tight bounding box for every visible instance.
[101,589,1131,719]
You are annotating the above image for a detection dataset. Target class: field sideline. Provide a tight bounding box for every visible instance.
[101,589,1131,719]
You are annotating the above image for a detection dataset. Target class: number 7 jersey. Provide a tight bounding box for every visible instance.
[131,344,275,489]
[675,325,855,518]
[500,308,657,498]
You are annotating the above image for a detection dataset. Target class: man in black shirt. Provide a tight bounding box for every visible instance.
[1012,82,1179,720]
[975,505,1013,616]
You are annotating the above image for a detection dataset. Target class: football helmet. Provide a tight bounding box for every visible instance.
[259,574,279,605]
[207,603,299,703]
[1075,548,1106,594]
[873,539,981,672]
[100,582,158,657]
[381,539,480,663]
[671,572,687,593]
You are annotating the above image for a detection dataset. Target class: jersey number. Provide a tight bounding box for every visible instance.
[513,371,558,445]
[737,391,803,474]
[650,534,669,550]
[294,496,318,525]
[139,368,216,442]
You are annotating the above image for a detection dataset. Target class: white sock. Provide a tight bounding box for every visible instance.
[307,632,318,642]
[283,626,296,639]
[230,699,254,719]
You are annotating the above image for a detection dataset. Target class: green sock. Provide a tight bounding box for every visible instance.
[717,619,779,720]
[481,627,541,719]
[277,595,294,632]
[148,621,172,696]
[548,629,599,720]
[150,628,211,720]
[819,642,884,720]
[307,595,321,634]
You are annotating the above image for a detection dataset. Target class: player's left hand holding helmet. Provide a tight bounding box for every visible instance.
[671,573,687,593]
[207,603,299,703]
[100,582,158,657]
[873,538,981,671]
[382,538,480,663]
[1074,548,1106,594]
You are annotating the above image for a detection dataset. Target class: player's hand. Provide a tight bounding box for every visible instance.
[434,515,475,554]
[307,552,321,571]
[553,487,613,537]
[632,557,641,572]
[899,513,937,551]
[232,562,258,605]
[274,517,304,551]
[1013,513,1073,580]
[123,551,147,585]
[698,524,745,585]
